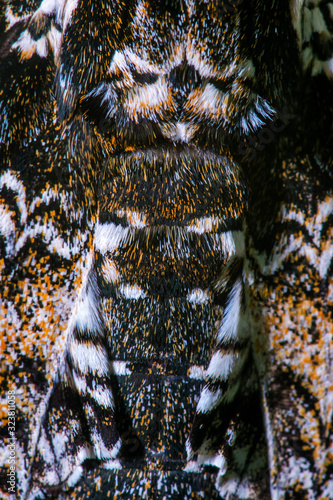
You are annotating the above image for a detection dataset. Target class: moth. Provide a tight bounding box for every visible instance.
[0,1,332,499]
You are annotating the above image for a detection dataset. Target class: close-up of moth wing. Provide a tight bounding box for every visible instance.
[0,0,114,496]
[247,2,333,497]
[0,1,332,500]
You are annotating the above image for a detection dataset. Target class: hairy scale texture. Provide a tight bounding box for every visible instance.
[0,1,332,499]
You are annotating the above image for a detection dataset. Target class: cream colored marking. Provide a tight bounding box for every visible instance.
[90,382,114,408]
[188,84,227,120]
[72,372,114,409]
[5,6,28,28]
[186,288,210,304]
[91,433,122,460]
[197,453,226,471]
[101,259,120,284]
[109,51,134,83]
[47,25,62,60]
[94,222,131,254]
[124,77,171,121]
[119,283,147,300]
[12,26,54,59]
[35,0,79,32]
[116,209,147,229]
[185,216,220,234]
[183,461,200,472]
[161,121,196,143]
[187,365,206,380]
[217,279,243,342]
[103,459,122,470]
[69,340,110,376]
[207,352,237,381]
[196,386,223,413]
[75,283,103,335]
[112,361,132,376]
[67,465,84,488]
[0,206,16,256]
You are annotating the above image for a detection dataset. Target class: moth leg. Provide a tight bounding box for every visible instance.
[28,256,120,498]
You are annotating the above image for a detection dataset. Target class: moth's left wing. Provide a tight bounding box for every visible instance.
[0,2,110,497]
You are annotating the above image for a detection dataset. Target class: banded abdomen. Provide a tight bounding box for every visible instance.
[2,1,332,499]
[94,147,246,494]
[34,145,249,498]
[28,2,276,497]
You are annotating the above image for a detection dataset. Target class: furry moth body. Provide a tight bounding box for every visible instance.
[1,1,332,499]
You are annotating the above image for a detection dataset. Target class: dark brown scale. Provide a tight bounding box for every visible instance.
[3,1,331,499]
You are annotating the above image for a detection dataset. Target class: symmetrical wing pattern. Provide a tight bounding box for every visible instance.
[0,1,332,499]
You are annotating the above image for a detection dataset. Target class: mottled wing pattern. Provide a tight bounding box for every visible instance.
[0,1,332,500]
[248,2,333,498]
[0,0,96,496]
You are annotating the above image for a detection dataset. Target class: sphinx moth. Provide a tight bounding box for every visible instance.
[0,1,332,499]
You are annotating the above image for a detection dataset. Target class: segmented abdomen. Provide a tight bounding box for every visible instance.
[59,142,248,497]
[2,1,332,499]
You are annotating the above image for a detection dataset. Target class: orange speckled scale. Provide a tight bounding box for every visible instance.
[1,1,333,500]
[249,151,333,499]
